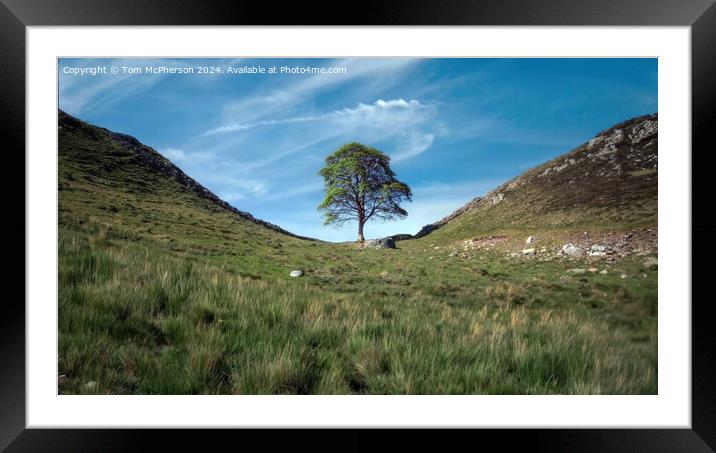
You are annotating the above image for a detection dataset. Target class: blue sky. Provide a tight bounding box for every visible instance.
[59,58,657,242]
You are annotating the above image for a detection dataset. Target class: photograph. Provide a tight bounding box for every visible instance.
[57,57,658,395]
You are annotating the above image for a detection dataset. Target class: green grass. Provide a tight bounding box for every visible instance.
[57,111,658,395]
[59,220,657,395]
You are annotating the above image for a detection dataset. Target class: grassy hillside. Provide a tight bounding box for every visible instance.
[58,111,658,395]
[416,114,658,243]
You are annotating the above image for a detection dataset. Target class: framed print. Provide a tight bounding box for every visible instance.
[2,0,715,450]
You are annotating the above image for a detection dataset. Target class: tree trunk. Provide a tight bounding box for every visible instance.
[357,220,365,243]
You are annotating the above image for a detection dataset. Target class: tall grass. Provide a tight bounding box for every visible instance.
[58,229,657,395]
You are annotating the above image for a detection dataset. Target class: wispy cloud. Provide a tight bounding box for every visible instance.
[160,148,217,167]
[204,99,429,136]
[391,132,435,163]
[217,58,421,126]
[59,58,178,116]
[261,182,324,202]
[218,180,268,202]
[162,148,187,161]
[233,133,341,173]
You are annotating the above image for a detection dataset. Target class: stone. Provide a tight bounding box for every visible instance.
[561,243,583,257]
[526,236,533,244]
[389,234,413,241]
[599,269,608,275]
[449,251,458,257]
[289,270,304,277]
[588,268,598,272]
[364,237,397,249]
[620,274,628,279]
[590,244,609,252]
[643,257,658,268]
[522,248,535,255]
[84,381,97,390]
[588,251,607,257]
[567,268,586,274]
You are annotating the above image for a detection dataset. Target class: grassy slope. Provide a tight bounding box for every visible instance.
[58,112,657,395]
[417,113,658,245]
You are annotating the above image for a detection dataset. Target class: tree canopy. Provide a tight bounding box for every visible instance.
[317,142,412,242]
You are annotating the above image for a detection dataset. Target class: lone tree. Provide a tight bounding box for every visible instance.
[318,142,412,242]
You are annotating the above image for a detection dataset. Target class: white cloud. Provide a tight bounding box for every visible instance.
[391,132,435,163]
[161,148,218,168]
[219,179,268,202]
[204,98,430,136]
[217,58,420,125]
[162,148,187,162]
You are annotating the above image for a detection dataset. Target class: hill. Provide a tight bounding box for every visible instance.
[59,110,315,241]
[414,113,657,241]
[57,111,658,396]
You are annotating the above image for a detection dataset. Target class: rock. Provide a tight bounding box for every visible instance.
[540,247,547,253]
[588,268,599,272]
[289,270,304,277]
[414,223,440,238]
[599,269,608,275]
[449,251,458,257]
[388,234,413,242]
[364,237,396,249]
[522,248,535,255]
[58,374,67,386]
[84,381,97,390]
[379,270,389,277]
[561,243,583,257]
[620,274,628,279]
[643,257,658,268]
[526,236,533,244]
[589,245,611,257]
[567,268,586,274]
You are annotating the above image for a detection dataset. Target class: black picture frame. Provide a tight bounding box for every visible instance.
[2,0,714,450]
